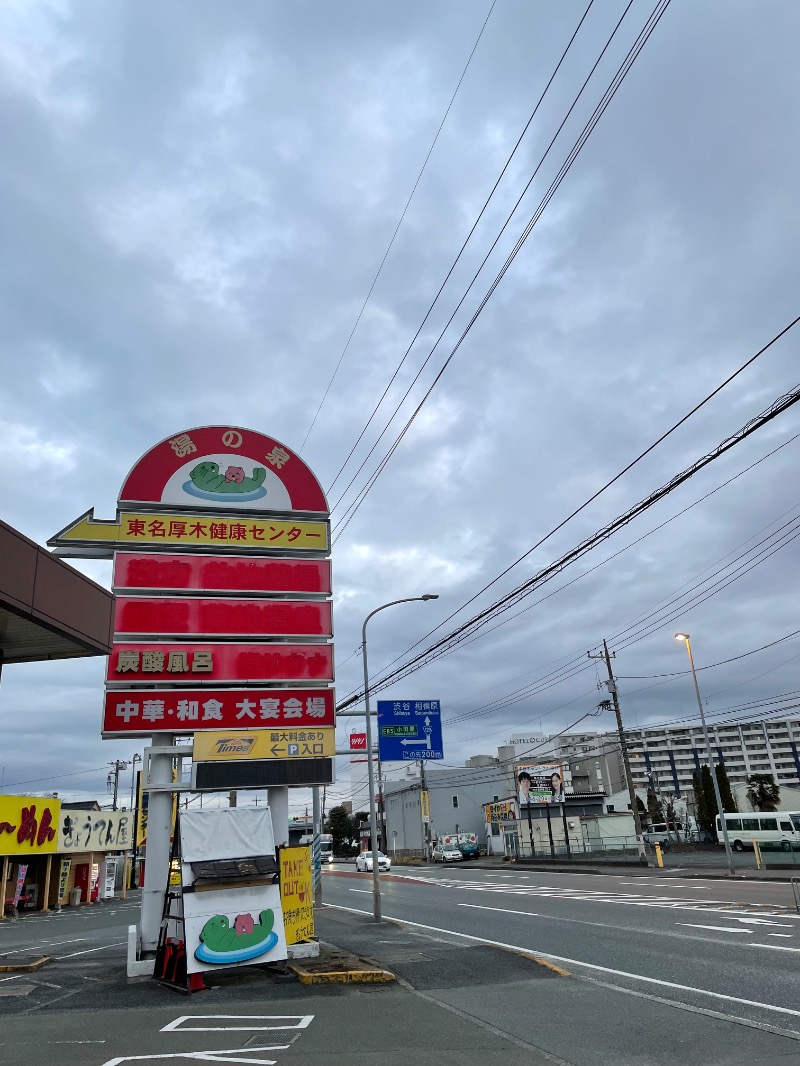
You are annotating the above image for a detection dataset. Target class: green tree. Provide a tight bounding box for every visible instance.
[325,805,353,852]
[635,796,646,814]
[692,770,710,835]
[701,765,719,837]
[746,773,781,812]
[646,788,663,823]
[350,811,369,846]
[715,764,737,813]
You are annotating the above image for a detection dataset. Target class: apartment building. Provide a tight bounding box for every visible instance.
[624,717,800,798]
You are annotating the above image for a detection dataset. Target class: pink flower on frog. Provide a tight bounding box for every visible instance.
[225,466,245,483]
[234,913,254,936]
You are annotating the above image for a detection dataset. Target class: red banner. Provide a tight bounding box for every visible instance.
[106,642,334,684]
[113,552,331,595]
[114,597,333,638]
[103,687,336,736]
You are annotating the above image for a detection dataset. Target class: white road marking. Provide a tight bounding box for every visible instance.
[161,1016,314,1032]
[101,1049,289,1064]
[55,941,126,959]
[0,938,86,955]
[723,916,793,927]
[459,904,541,919]
[324,902,800,1021]
[677,924,752,934]
[768,933,794,938]
[618,881,710,889]
[390,873,800,920]
[349,889,371,894]
[747,942,800,953]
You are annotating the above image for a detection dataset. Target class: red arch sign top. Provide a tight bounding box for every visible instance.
[118,426,328,515]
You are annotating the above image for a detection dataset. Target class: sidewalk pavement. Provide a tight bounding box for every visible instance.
[388,855,798,881]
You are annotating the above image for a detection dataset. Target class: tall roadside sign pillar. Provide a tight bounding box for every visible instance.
[50,426,333,954]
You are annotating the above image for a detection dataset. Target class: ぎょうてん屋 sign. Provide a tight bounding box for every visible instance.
[48,427,334,758]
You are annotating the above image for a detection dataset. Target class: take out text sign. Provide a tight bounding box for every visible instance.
[103,687,336,736]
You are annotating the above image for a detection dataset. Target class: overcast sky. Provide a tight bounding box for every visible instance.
[2,1,799,813]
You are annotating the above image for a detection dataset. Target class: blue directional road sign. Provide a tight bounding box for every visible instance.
[376,700,443,762]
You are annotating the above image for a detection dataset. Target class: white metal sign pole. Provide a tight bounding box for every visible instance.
[268,786,289,849]
[140,733,175,953]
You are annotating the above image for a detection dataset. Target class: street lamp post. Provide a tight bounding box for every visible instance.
[674,633,736,875]
[130,753,142,812]
[362,594,439,922]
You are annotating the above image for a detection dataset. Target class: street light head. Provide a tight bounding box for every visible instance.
[421,594,439,601]
[674,632,689,642]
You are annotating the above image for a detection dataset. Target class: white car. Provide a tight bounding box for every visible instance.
[432,844,462,863]
[356,851,391,873]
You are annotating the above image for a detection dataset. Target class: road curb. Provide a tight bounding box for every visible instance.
[0,954,50,973]
[288,961,395,985]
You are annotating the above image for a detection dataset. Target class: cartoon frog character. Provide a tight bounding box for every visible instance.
[189,461,266,494]
[197,909,275,954]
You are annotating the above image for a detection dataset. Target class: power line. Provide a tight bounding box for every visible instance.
[337,372,800,710]
[299,0,498,453]
[332,0,670,536]
[446,511,800,728]
[324,0,597,495]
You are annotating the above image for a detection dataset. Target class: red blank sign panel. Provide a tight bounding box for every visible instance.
[113,553,331,595]
[114,597,332,638]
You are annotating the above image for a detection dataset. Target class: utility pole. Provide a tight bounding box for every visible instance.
[589,641,646,861]
[107,760,129,811]
[418,760,429,860]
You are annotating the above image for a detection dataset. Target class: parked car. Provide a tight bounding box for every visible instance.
[432,844,463,863]
[438,833,480,859]
[643,822,687,845]
[355,851,391,873]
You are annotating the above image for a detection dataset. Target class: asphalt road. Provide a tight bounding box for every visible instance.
[2,871,799,1065]
[322,863,800,1048]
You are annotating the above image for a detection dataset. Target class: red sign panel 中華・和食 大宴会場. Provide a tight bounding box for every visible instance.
[106,643,335,685]
[103,687,336,737]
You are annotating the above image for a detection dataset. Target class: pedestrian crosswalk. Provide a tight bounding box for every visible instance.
[394,874,800,920]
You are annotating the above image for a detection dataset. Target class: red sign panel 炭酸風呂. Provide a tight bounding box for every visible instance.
[118,425,328,514]
[113,552,331,595]
[113,596,332,639]
[103,687,336,736]
[106,642,335,685]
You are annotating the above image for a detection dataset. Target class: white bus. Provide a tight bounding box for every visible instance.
[715,812,800,852]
